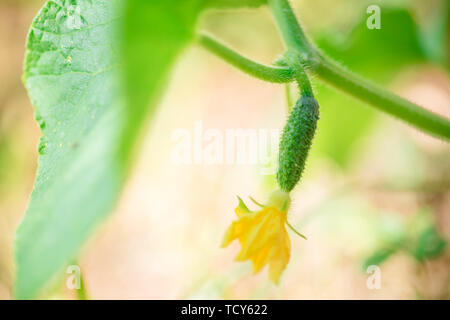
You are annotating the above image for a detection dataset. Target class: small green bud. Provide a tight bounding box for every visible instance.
[277,94,319,192]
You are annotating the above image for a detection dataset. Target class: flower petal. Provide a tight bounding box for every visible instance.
[222,197,292,283]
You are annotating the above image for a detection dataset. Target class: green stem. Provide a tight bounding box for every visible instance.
[76,270,88,300]
[206,0,267,8]
[197,33,294,83]
[285,83,294,113]
[268,0,450,140]
[70,260,88,300]
[284,51,313,96]
[267,0,313,55]
[286,220,307,240]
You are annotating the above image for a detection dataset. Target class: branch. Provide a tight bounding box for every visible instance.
[268,0,450,140]
[284,51,313,96]
[197,33,294,83]
[267,0,313,55]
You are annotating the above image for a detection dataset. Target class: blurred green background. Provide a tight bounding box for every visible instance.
[0,0,449,299]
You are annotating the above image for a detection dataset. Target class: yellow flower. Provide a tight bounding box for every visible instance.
[222,190,306,283]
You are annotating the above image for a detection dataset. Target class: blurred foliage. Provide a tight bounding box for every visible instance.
[415,0,449,67]
[363,209,448,270]
[407,209,448,262]
[310,8,437,168]
[412,226,447,261]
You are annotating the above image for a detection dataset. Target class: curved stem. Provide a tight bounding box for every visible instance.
[76,271,88,300]
[205,0,267,8]
[197,33,294,83]
[249,196,265,208]
[285,83,294,113]
[269,0,450,141]
[284,51,313,96]
[286,220,307,240]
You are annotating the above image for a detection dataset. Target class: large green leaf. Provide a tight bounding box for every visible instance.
[16,0,205,299]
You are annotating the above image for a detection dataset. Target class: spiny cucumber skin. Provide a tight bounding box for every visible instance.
[277,95,319,192]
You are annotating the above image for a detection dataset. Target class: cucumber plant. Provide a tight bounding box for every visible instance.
[17,0,450,298]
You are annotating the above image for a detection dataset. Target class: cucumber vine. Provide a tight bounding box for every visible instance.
[16,0,450,298]
[200,0,450,141]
